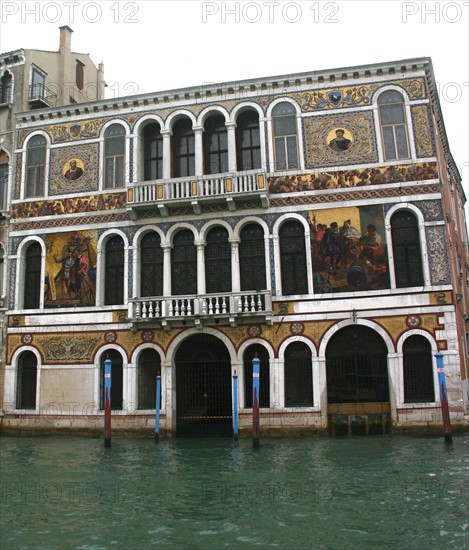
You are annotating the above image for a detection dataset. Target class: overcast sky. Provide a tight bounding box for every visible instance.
[1,0,468,219]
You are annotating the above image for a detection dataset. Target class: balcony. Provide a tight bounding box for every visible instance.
[28,83,58,109]
[126,170,269,217]
[128,290,273,328]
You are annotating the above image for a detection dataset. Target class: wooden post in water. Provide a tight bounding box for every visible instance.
[233,369,239,441]
[104,356,112,448]
[252,355,260,448]
[435,351,452,444]
[155,373,161,443]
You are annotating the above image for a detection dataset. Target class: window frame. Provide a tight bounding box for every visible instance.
[376,88,412,162]
[270,101,300,171]
[103,123,126,189]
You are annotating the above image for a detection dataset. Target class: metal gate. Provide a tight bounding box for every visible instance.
[326,325,390,435]
[176,335,232,437]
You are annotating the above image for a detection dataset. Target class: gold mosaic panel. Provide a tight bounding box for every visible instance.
[411,104,435,157]
[49,144,99,195]
[303,112,377,168]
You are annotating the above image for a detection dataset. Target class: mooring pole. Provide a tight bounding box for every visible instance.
[435,351,452,444]
[155,373,161,443]
[233,369,239,441]
[104,356,112,448]
[252,355,260,448]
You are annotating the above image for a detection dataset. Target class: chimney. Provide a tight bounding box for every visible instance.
[59,25,73,51]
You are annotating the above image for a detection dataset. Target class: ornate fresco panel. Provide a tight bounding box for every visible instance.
[303,112,378,168]
[418,200,444,222]
[426,225,451,284]
[44,230,97,308]
[49,144,99,195]
[411,104,435,157]
[268,161,438,193]
[291,78,426,112]
[11,192,126,219]
[309,205,389,294]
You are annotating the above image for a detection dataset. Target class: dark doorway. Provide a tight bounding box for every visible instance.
[326,325,390,435]
[176,334,232,437]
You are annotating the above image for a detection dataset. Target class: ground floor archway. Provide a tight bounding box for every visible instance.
[175,334,232,436]
[326,325,390,435]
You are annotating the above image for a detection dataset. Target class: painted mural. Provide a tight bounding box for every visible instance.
[309,205,389,293]
[268,162,438,193]
[12,192,126,219]
[44,230,97,307]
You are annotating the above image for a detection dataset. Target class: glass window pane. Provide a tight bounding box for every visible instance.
[286,136,298,169]
[275,137,286,170]
[395,125,409,158]
[382,127,396,160]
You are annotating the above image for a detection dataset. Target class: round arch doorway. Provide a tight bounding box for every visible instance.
[175,334,232,437]
[326,325,390,435]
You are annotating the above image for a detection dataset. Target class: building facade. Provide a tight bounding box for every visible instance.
[0,26,105,407]
[1,57,468,436]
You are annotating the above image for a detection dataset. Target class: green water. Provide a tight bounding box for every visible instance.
[0,435,468,550]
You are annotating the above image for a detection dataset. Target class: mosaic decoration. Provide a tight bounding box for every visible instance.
[426,226,451,284]
[49,144,99,195]
[303,112,377,168]
[290,322,304,335]
[268,162,438,194]
[45,119,105,144]
[105,332,117,343]
[309,205,390,293]
[44,230,97,308]
[406,315,421,328]
[417,200,443,222]
[12,192,126,219]
[247,325,262,337]
[141,330,155,342]
[292,78,426,112]
[15,155,21,200]
[37,335,101,362]
[12,211,129,231]
[411,104,435,158]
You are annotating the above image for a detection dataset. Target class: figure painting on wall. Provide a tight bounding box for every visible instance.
[45,230,97,307]
[63,158,84,180]
[309,205,389,294]
[328,128,353,152]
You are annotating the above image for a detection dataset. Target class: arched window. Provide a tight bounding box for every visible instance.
[285,342,313,407]
[236,110,261,171]
[244,344,270,408]
[378,90,410,161]
[172,119,195,178]
[239,223,266,291]
[403,336,435,403]
[104,236,124,305]
[272,102,298,170]
[143,123,163,181]
[204,115,228,175]
[24,241,41,309]
[26,135,46,198]
[140,232,163,297]
[99,350,123,410]
[205,226,231,293]
[391,210,424,288]
[16,351,37,409]
[104,124,125,188]
[279,220,308,295]
[0,70,13,103]
[75,61,84,91]
[137,348,161,410]
[171,230,197,295]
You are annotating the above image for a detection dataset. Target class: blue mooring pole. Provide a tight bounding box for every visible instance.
[104,356,112,448]
[155,373,161,443]
[435,351,452,444]
[233,369,239,441]
[252,356,260,448]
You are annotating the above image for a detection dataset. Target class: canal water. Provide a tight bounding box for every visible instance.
[1,434,468,549]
